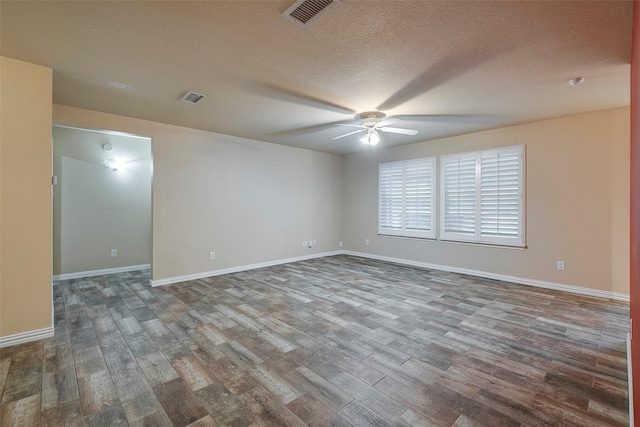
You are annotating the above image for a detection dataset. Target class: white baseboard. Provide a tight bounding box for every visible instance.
[0,327,54,349]
[344,251,630,302]
[53,264,151,281]
[151,250,630,301]
[150,251,343,287]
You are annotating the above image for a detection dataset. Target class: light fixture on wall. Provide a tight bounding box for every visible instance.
[104,159,127,171]
[103,142,127,170]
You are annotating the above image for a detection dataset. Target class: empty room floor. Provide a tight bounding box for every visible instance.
[0,255,630,426]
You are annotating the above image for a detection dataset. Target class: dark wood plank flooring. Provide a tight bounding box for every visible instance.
[0,255,630,426]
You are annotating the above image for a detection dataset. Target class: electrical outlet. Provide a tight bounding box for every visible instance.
[339,241,343,248]
[110,249,117,257]
[556,260,565,271]
[302,240,308,247]
[209,251,216,260]
[365,239,369,245]
[312,240,317,246]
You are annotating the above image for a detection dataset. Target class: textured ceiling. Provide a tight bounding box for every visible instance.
[0,1,633,154]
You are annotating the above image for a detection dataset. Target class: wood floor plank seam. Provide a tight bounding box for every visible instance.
[0,255,630,426]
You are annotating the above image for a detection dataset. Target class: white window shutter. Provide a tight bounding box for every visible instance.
[379,164,404,231]
[441,145,524,247]
[442,155,476,236]
[379,158,435,239]
[480,150,521,240]
[405,160,432,231]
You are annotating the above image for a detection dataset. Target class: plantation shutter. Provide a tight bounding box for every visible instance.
[441,145,524,247]
[405,160,432,231]
[379,164,404,231]
[379,158,435,238]
[480,150,521,240]
[442,154,476,236]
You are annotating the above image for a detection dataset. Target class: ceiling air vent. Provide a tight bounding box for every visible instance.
[282,0,340,25]
[180,91,207,105]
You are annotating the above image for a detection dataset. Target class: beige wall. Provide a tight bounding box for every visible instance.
[56,105,629,294]
[344,107,630,295]
[0,60,629,343]
[0,56,629,342]
[611,110,631,294]
[0,57,52,337]
[52,126,152,275]
[53,105,345,282]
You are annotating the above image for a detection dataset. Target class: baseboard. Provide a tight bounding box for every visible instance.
[344,251,630,302]
[150,251,343,287]
[53,264,151,281]
[628,331,635,426]
[151,250,630,301]
[0,327,54,349]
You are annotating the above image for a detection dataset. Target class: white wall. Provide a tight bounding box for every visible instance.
[52,126,152,275]
[343,107,630,296]
[53,105,345,283]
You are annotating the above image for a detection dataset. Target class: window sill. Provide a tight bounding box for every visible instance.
[378,233,436,241]
[440,239,527,250]
[377,234,527,250]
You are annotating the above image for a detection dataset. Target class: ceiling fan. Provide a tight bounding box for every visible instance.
[332,111,418,145]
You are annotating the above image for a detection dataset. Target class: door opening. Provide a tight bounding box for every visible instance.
[52,125,153,283]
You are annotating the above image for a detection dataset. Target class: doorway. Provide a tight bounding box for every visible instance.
[52,125,152,281]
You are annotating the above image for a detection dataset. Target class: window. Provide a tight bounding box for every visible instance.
[441,145,524,247]
[379,157,436,239]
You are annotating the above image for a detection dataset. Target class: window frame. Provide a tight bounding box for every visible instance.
[378,157,436,239]
[440,145,525,247]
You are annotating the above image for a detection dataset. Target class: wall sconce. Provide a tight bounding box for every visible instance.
[105,159,127,171]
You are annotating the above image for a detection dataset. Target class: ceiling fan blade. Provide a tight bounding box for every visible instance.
[268,121,347,137]
[248,81,355,114]
[336,124,366,128]
[376,44,508,111]
[332,129,366,140]
[392,114,491,123]
[379,126,418,136]
[376,117,401,127]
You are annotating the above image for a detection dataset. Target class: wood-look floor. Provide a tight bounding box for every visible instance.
[0,255,630,426]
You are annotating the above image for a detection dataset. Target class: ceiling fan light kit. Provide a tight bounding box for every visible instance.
[361,130,381,146]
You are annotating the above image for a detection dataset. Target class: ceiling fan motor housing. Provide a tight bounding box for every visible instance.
[360,111,385,122]
[360,111,386,129]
